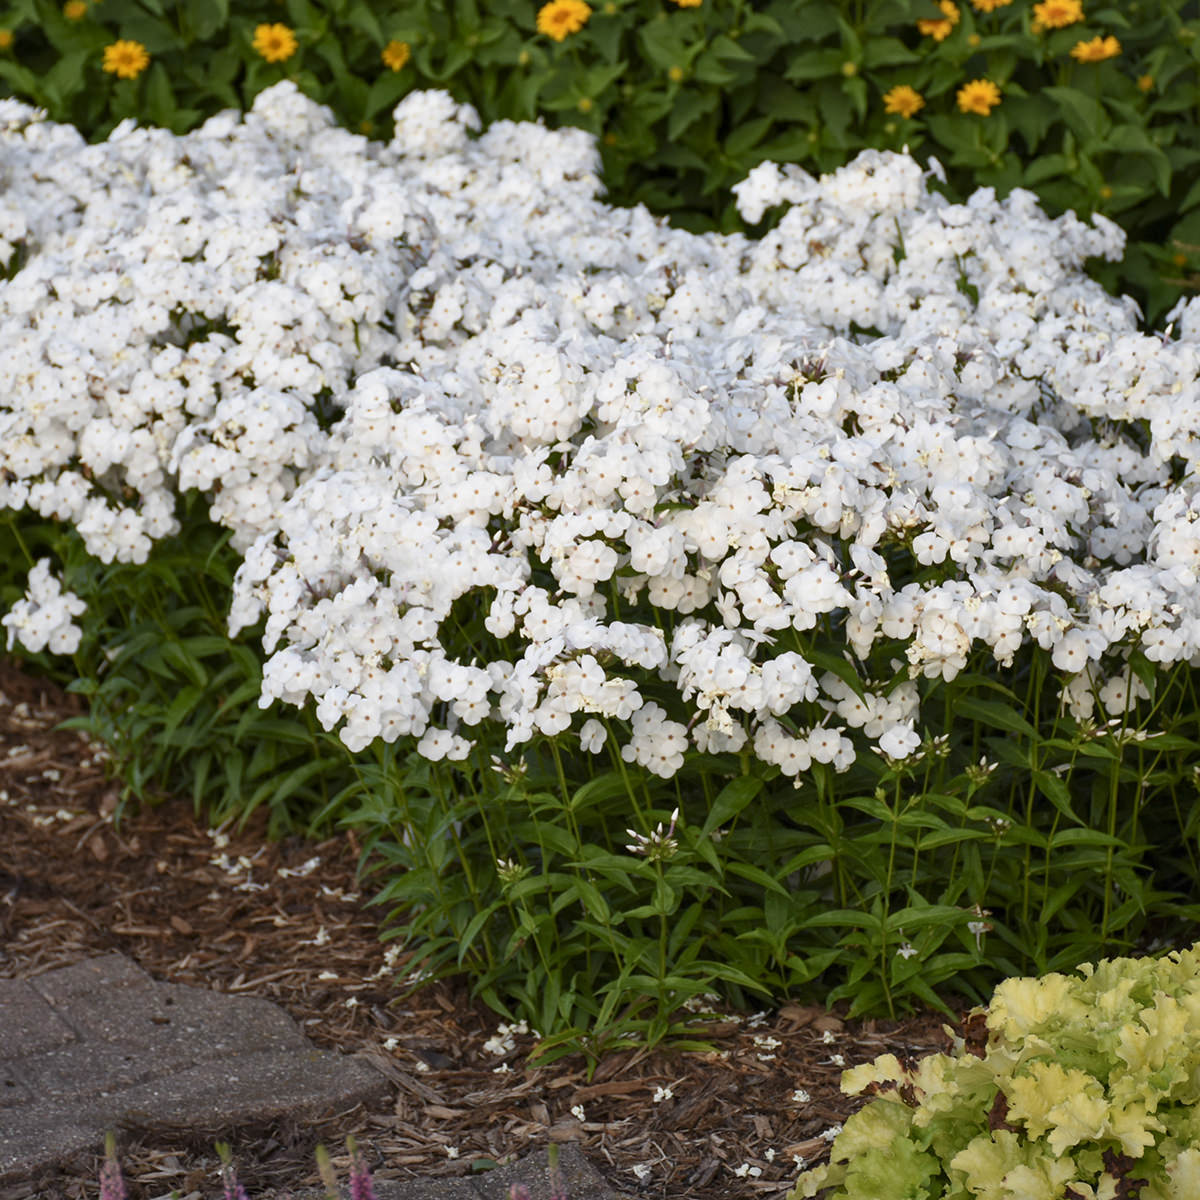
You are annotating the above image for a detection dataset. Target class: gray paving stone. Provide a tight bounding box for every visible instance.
[475,1143,632,1200]
[0,1061,31,1110]
[0,956,630,1200]
[27,953,154,1001]
[279,1144,631,1200]
[0,956,390,1185]
[111,1047,388,1127]
[0,978,77,1059]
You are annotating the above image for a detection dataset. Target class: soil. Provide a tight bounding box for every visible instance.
[0,654,982,1200]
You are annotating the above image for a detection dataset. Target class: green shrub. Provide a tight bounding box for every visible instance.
[1,0,1199,326]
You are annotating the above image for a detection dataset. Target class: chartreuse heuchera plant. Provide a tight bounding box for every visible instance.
[790,943,1200,1200]
[6,81,1200,1069]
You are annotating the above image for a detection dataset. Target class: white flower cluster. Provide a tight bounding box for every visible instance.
[4,84,1200,779]
[1,558,85,654]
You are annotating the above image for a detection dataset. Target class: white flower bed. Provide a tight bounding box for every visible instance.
[3,82,1200,777]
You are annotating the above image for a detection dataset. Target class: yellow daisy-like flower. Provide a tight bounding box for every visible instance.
[883,84,925,118]
[1070,34,1120,62]
[536,0,591,41]
[1031,0,1084,32]
[971,0,1012,10]
[917,0,960,41]
[671,0,704,6]
[957,77,1001,114]
[102,39,149,79]
[63,0,88,19]
[0,29,12,49]
[252,22,298,63]
[1137,73,1154,91]
[381,40,411,71]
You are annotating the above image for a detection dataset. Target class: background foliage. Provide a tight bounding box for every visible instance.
[1,0,1199,326]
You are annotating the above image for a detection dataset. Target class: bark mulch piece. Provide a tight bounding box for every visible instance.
[0,655,977,1200]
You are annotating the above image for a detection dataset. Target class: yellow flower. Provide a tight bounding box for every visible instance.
[917,0,960,41]
[957,77,1001,114]
[1137,73,1154,91]
[883,84,925,118]
[381,40,410,71]
[102,39,149,79]
[1070,34,1120,62]
[536,0,591,41]
[667,64,684,82]
[671,0,704,6]
[1031,0,1084,33]
[252,22,298,63]
[971,0,1012,10]
[63,0,88,19]
[578,96,593,112]
[0,29,12,50]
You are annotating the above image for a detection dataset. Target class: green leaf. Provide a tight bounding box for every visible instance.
[345,2,385,46]
[367,69,412,119]
[805,646,868,702]
[802,907,884,933]
[638,21,690,71]
[724,862,790,897]
[886,903,973,933]
[1104,124,1172,196]
[700,774,762,838]
[1033,768,1085,827]
[709,33,757,64]
[691,48,738,86]
[725,115,772,157]
[954,695,1037,740]
[783,48,845,82]
[1044,85,1111,142]
[40,50,90,111]
[1023,153,1073,187]
[862,36,921,69]
[143,63,178,130]
[667,88,719,140]
[184,0,229,41]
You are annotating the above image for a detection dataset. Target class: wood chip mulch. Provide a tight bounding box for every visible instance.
[0,655,978,1200]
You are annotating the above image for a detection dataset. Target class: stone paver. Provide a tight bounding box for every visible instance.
[282,1143,630,1200]
[0,954,387,1185]
[0,955,632,1200]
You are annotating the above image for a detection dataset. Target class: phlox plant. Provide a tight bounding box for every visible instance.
[6,84,1200,1067]
[0,0,1196,330]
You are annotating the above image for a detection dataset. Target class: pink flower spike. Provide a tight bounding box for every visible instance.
[221,1164,251,1200]
[215,1141,251,1200]
[346,1135,376,1200]
[99,1132,127,1200]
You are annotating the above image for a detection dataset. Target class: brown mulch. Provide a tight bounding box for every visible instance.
[0,655,978,1200]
